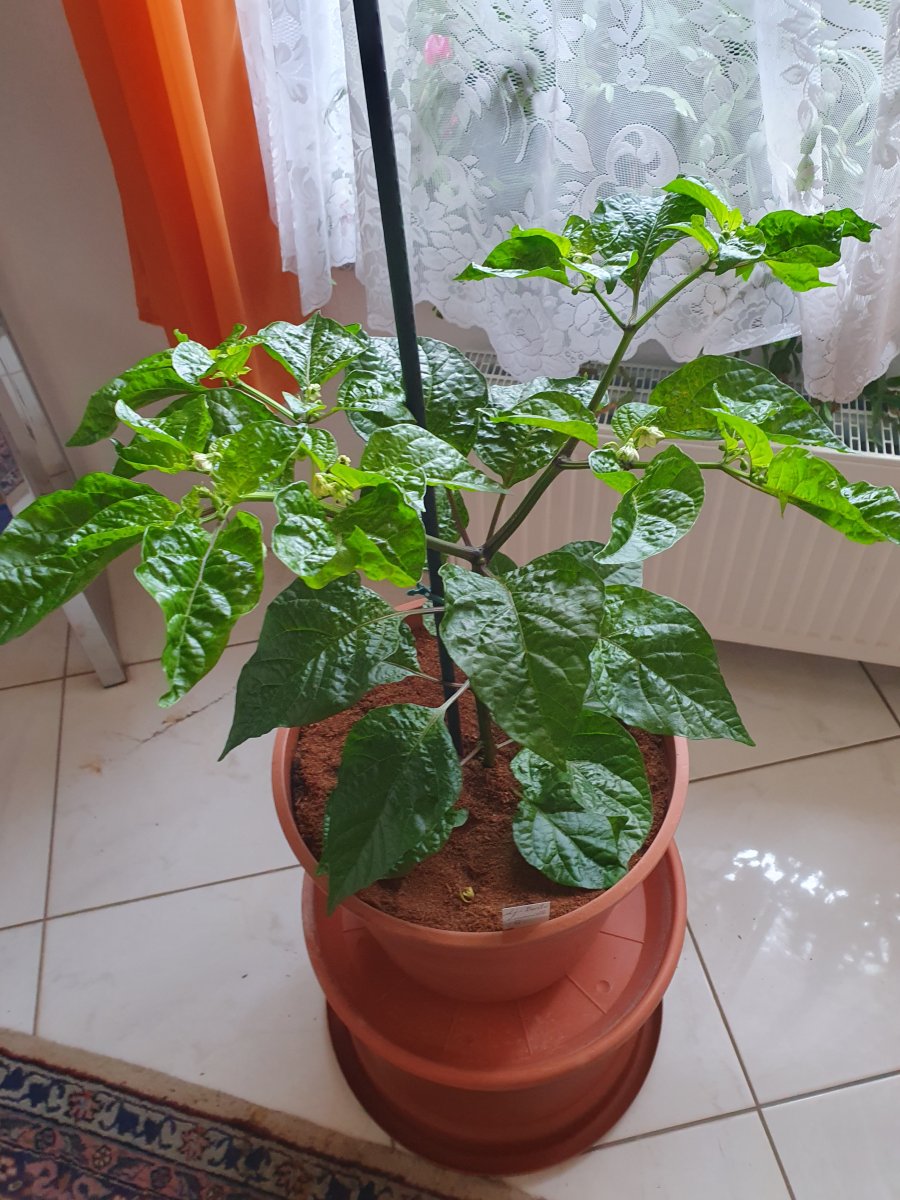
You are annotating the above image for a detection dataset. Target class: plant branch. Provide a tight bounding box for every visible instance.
[475,697,496,767]
[234,381,294,420]
[590,285,626,330]
[485,493,505,542]
[447,490,473,546]
[436,678,470,715]
[484,326,638,556]
[632,261,710,332]
[425,534,483,562]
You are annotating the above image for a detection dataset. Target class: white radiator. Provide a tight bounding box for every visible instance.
[464,355,900,668]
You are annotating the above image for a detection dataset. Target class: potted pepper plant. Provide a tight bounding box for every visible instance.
[1,178,897,1173]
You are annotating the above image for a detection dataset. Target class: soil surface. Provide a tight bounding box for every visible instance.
[292,627,671,932]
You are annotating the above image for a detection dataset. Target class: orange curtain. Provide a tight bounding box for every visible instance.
[62,0,302,349]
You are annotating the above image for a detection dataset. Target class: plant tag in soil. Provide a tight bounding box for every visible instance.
[501,901,551,929]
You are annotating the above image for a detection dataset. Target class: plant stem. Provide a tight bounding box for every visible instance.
[484,327,638,557]
[590,285,626,330]
[436,678,470,715]
[425,534,482,562]
[485,494,506,542]
[475,697,496,767]
[631,261,709,332]
[447,490,473,546]
[234,381,294,419]
[241,490,278,502]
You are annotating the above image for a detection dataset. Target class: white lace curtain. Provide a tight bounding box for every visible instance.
[236,0,900,403]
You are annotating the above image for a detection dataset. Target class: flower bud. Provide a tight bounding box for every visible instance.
[615,442,640,465]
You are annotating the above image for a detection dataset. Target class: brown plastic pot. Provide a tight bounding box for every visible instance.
[272,725,688,1002]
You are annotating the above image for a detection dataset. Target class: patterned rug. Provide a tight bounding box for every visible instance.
[0,1030,536,1200]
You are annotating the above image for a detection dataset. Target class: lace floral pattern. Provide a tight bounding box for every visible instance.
[238,0,900,402]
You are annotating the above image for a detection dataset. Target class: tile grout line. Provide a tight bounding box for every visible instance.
[691,731,900,785]
[590,1105,758,1152]
[43,864,301,925]
[859,661,900,732]
[686,921,797,1200]
[763,1065,900,1109]
[32,629,70,1037]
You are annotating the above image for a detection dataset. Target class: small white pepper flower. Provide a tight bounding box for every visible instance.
[633,424,666,449]
[615,442,640,465]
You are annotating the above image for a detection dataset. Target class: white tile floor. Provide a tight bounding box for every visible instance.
[2,616,899,1200]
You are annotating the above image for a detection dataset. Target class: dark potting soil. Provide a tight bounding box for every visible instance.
[292,627,671,932]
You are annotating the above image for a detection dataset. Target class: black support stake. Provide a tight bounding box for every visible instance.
[350,0,463,753]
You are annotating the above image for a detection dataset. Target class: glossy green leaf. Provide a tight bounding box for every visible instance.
[136,511,264,706]
[114,396,212,476]
[330,460,427,514]
[273,481,425,588]
[650,355,847,451]
[338,337,486,453]
[331,483,426,587]
[298,427,339,470]
[475,377,596,486]
[0,473,178,642]
[171,339,215,382]
[663,176,742,232]
[762,447,900,544]
[709,409,773,471]
[433,486,470,543]
[757,208,878,266]
[511,709,652,889]
[575,191,706,287]
[440,549,607,763]
[319,703,463,911]
[714,225,768,273]
[222,576,413,754]
[258,315,367,389]
[489,389,598,446]
[202,388,283,436]
[361,425,503,493]
[611,402,665,442]
[588,584,752,743]
[212,422,301,502]
[587,447,638,495]
[68,348,210,447]
[387,806,469,877]
[597,446,704,565]
[456,227,573,286]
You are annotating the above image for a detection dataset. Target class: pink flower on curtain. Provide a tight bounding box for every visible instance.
[423,34,452,66]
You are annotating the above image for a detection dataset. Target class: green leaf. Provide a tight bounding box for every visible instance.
[650,355,847,451]
[68,348,210,446]
[370,621,422,685]
[0,473,178,642]
[511,710,652,889]
[709,409,773,471]
[611,401,665,443]
[489,389,598,446]
[456,227,573,286]
[319,703,463,911]
[664,215,719,256]
[757,208,878,266]
[714,225,768,273]
[202,388,283,436]
[762,447,900,544]
[258,315,367,389]
[663,176,742,232]
[597,446,704,565]
[433,486,469,543]
[298,427,339,470]
[171,339,215,382]
[588,584,752,743]
[440,549,607,763]
[136,511,264,706]
[575,190,706,287]
[338,337,486,453]
[587,447,638,495]
[222,576,413,754]
[556,538,642,586]
[272,481,425,589]
[475,377,595,486]
[114,396,212,476]
[330,460,427,513]
[387,806,468,877]
[361,425,503,494]
[331,483,426,587]
[212,422,301,502]
[764,261,831,292]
